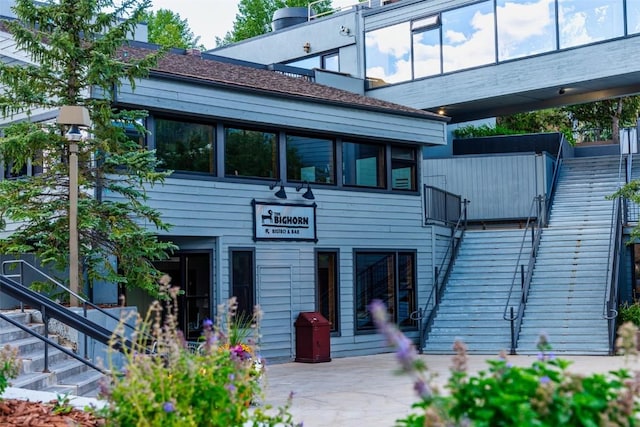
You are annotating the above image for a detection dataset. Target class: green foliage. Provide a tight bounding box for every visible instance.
[452,124,524,139]
[100,277,300,427]
[370,300,640,427]
[51,393,74,415]
[0,344,21,397]
[563,96,640,145]
[216,0,333,46]
[144,9,202,49]
[498,108,575,144]
[619,302,640,327]
[0,0,176,296]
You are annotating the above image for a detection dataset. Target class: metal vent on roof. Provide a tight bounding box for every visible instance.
[271,7,310,31]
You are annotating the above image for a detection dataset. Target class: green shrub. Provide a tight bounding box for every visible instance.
[619,302,640,327]
[369,300,640,427]
[452,124,524,139]
[99,275,299,427]
[0,344,21,396]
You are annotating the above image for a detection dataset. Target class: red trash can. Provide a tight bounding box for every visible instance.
[294,312,331,363]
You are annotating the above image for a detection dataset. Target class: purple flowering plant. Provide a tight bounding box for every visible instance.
[100,275,300,427]
[370,300,640,427]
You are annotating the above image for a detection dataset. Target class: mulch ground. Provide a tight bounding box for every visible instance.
[0,398,105,426]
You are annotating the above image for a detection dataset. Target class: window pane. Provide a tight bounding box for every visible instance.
[287,56,320,70]
[317,251,338,333]
[225,128,277,178]
[442,1,495,73]
[391,146,416,190]
[155,118,215,174]
[286,135,335,184]
[365,22,411,86]
[628,0,640,35]
[355,253,395,331]
[398,253,416,327]
[342,142,385,188]
[497,0,556,61]
[412,28,441,78]
[558,0,624,49]
[323,53,340,71]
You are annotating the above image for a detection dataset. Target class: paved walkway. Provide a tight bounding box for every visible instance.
[260,352,640,427]
[4,352,639,426]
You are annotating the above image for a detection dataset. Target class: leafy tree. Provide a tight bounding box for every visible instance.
[0,0,176,296]
[144,8,202,50]
[563,96,640,145]
[497,108,574,143]
[216,0,333,46]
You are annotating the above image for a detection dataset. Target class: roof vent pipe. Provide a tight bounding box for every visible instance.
[272,7,312,31]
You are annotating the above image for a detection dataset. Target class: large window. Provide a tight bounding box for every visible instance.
[442,1,495,73]
[286,135,335,184]
[365,22,411,85]
[155,118,215,174]
[355,251,416,332]
[628,0,640,34]
[316,250,339,333]
[225,127,277,179]
[558,0,624,49]
[342,141,385,188]
[497,0,556,61]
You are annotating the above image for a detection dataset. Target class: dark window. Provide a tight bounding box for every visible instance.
[286,135,335,184]
[230,249,255,319]
[225,127,277,179]
[391,146,417,190]
[342,141,385,188]
[155,118,215,174]
[355,251,416,332]
[317,251,339,333]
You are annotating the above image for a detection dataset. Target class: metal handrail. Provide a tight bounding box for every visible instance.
[544,135,566,226]
[2,260,138,338]
[602,149,627,354]
[503,195,545,355]
[308,0,372,20]
[411,198,468,353]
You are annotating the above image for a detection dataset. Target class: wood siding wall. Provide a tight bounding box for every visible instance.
[105,177,450,359]
[424,153,551,222]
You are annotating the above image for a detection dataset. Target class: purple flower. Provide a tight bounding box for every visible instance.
[163,402,175,413]
[540,376,551,384]
[202,318,213,329]
[225,383,236,392]
[413,379,432,399]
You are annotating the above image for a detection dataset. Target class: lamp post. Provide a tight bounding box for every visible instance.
[57,106,91,307]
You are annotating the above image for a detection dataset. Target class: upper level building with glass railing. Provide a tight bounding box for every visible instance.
[213,0,640,124]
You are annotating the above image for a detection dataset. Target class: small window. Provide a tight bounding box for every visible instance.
[155,118,215,174]
[322,53,339,72]
[391,146,417,190]
[342,141,385,188]
[231,249,255,320]
[225,127,278,179]
[286,135,335,184]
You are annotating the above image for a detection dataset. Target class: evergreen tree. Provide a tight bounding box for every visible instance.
[0,0,176,296]
[216,0,333,46]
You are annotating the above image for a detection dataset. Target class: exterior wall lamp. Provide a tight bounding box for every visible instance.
[303,42,311,53]
[296,181,315,200]
[57,105,91,307]
[269,180,287,199]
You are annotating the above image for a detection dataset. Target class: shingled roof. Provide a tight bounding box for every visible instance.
[118,45,448,122]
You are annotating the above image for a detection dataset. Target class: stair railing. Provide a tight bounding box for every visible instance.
[544,135,566,226]
[603,196,622,355]
[411,197,469,353]
[602,150,627,354]
[503,194,545,355]
[0,260,144,373]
